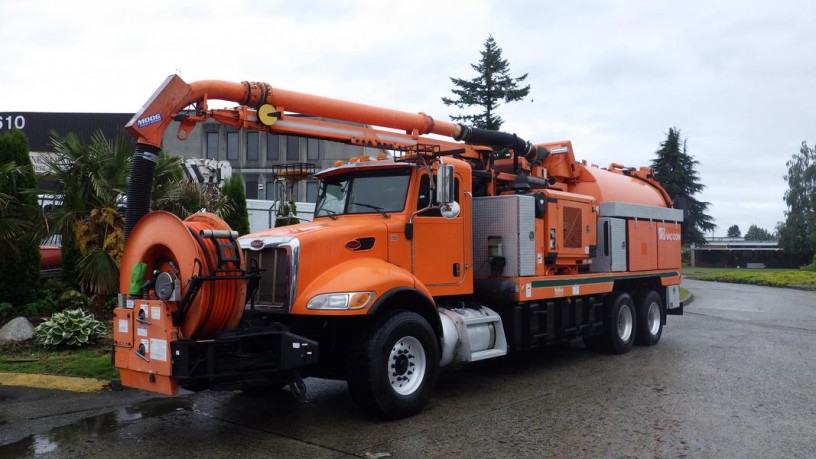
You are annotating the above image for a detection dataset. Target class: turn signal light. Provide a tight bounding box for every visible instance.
[306,292,374,310]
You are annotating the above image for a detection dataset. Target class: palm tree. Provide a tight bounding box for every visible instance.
[43,130,233,313]
[149,152,231,219]
[44,130,132,307]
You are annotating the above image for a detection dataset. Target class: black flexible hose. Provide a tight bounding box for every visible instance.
[124,144,159,240]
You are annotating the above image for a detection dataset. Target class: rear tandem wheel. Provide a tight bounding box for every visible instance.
[593,291,636,355]
[635,290,664,346]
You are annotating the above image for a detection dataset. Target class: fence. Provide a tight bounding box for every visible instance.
[246,200,316,233]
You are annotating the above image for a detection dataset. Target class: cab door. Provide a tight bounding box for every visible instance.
[412,173,467,293]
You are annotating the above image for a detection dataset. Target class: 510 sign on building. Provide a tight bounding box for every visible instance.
[0,114,26,130]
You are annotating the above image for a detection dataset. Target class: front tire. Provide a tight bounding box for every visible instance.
[635,290,664,346]
[347,311,439,419]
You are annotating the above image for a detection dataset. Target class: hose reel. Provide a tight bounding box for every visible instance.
[119,211,246,339]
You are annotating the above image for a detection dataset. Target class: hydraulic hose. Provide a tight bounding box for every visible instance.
[454,125,536,158]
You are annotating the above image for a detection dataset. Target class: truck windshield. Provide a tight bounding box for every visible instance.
[315,168,411,217]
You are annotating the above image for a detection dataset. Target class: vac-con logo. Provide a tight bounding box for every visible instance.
[136,113,163,128]
[658,227,682,241]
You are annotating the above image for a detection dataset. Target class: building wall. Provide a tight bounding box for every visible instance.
[692,249,810,269]
[161,118,379,202]
[0,112,133,152]
[7,112,378,204]
[2,112,134,190]
[690,238,811,269]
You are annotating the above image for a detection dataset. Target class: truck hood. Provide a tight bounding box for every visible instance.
[239,217,392,263]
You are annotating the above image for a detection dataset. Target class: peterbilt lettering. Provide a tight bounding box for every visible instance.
[114,75,684,420]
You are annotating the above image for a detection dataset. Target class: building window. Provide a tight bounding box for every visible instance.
[246,132,259,161]
[245,180,258,200]
[307,138,320,161]
[306,181,319,202]
[206,132,219,159]
[286,136,299,161]
[267,134,279,161]
[227,132,239,160]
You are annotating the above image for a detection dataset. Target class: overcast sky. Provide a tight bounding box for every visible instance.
[2,0,813,236]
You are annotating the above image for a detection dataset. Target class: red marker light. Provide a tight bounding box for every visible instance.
[345,240,362,250]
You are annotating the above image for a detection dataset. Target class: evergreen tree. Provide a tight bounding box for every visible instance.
[220,173,250,235]
[0,129,41,307]
[442,35,530,130]
[727,225,741,238]
[778,141,816,255]
[744,224,774,241]
[650,127,716,245]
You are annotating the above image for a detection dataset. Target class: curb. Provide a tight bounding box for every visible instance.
[0,372,109,393]
[680,292,694,307]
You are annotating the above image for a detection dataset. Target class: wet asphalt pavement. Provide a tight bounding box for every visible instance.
[1,279,815,458]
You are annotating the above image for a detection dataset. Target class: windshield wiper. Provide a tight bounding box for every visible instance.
[352,202,390,218]
[317,208,339,220]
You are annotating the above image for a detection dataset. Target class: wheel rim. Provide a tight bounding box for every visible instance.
[617,305,633,342]
[388,336,426,396]
[647,301,661,336]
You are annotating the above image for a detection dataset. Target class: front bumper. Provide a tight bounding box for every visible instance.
[171,325,319,391]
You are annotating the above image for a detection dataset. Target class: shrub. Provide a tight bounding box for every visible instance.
[21,297,60,319]
[0,302,14,322]
[19,281,89,320]
[697,270,816,288]
[275,201,299,227]
[34,309,106,348]
[802,257,816,272]
[220,173,250,235]
[59,290,90,309]
[0,129,40,307]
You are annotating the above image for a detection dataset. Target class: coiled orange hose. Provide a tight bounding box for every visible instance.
[120,211,245,339]
[184,219,241,338]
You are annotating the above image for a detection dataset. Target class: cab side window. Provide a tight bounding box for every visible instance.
[416,174,459,217]
[417,174,432,210]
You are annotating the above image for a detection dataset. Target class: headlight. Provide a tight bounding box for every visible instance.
[306,292,374,310]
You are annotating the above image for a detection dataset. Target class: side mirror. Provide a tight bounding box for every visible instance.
[436,164,454,204]
[440,201,460,219]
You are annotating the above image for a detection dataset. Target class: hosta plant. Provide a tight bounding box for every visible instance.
[35,308,106,348]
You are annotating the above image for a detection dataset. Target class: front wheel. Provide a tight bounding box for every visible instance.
[347,311,439,419]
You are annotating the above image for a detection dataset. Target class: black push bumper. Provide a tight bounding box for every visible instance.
[171,325,319,390]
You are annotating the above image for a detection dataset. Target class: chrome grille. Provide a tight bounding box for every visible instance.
[244,247,291,310]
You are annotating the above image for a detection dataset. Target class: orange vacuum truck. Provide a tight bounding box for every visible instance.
[114,75,683,419]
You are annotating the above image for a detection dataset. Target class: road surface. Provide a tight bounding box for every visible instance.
[2,279,814,457]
